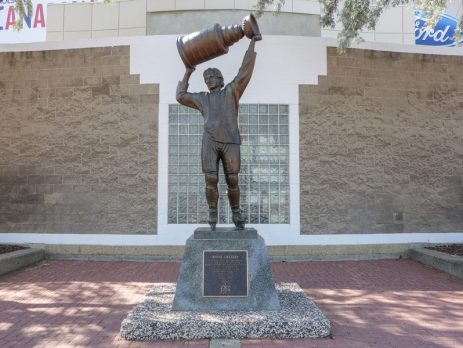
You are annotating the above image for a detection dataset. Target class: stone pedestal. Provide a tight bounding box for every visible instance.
[172,227,280,311]
[121,229,332,340]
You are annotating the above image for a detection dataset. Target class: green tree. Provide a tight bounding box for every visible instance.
[14,0,33,30]
[255,0,462,51]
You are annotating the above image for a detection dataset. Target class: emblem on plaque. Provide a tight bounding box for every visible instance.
[220,281,232,295]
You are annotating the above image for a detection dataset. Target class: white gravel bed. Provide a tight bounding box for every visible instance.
[121,282,331,341]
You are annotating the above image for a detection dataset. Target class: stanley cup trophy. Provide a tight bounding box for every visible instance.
[176,14,262,231]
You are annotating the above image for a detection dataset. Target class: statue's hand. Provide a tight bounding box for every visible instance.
[253,34,262,41]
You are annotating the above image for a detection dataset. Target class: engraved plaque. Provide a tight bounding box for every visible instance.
[203,250,248,297]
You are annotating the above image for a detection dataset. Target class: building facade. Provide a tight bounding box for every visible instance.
[0,1,462,259]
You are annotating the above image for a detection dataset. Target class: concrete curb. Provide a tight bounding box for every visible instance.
[408,248,463,280]
[0,248,45,277]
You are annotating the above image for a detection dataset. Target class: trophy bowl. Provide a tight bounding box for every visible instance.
[177,13,262,68]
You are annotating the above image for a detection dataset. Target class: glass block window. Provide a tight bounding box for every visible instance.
[168,104,290,224]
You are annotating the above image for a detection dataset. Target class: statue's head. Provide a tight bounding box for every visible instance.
[203,68,224,91]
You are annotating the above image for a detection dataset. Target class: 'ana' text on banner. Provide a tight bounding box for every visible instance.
[0,0,95,44]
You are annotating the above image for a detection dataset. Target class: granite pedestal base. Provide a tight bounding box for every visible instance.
[120,282,332,340]
[172,228,280,311]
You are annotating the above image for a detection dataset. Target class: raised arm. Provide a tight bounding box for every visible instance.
[232,36,258,100]
[176,67,202,111]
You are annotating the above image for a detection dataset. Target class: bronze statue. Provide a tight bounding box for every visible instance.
[176,15,261,231]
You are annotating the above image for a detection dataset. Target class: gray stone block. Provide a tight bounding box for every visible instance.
[0,248,44,276]
[173,228,280,311]
[409,248,463,280]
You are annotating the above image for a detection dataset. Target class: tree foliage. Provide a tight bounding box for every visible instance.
[14,0,33,30]
[255,0,462,51]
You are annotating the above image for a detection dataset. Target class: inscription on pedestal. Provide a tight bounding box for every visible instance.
[203,250,248,297]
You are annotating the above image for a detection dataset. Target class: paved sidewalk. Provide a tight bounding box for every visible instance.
[0,258,462,348]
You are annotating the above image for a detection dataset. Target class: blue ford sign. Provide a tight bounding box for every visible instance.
[415,10,463,46]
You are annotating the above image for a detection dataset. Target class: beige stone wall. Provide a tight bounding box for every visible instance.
[0,46,158,234]
[300,48,463,234]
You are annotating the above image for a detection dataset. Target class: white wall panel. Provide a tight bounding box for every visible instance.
[92,2,119,31]
[63,3,92,32]
[374,33,404,44]
[63,31,92,40]
[47,4,64,32]
[204,0,235,10]
[120,0,146,28]
[46,31,64,41]
[92,30,120,38]
[119,27,146,36]
[176,0,205,10]
[147,0,176,12]
[375,6,403,33]
[293,0,320,14]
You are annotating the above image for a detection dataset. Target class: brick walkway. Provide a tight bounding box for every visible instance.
[0,259,462,348]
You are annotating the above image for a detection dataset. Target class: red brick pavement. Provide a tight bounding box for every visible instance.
[0,259,462,348]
